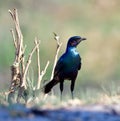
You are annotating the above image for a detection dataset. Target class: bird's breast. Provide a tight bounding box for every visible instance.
[63,53,80,72]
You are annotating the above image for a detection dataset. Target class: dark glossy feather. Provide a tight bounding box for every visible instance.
[43,36,86,99]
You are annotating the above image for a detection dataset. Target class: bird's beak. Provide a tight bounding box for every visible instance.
[81,37,87,41]
[76,37,86,45]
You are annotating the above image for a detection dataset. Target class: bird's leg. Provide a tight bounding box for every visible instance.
[60,80,64,101]
[71,91,74,99]
[71,80,75,99]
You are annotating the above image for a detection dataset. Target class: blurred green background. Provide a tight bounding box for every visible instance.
[0,0,120,98]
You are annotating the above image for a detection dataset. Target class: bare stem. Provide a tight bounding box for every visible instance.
[10,29,17,49]
[34,38,41,89]
[50,33,62,80]
[21,42,40,88]
[37,61,50,89]
[8,9,24,100]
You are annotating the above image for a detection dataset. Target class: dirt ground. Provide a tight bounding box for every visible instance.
[0,103,120,121]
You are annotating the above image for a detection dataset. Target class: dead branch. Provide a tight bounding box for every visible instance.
[21,45,26,77]
[50,32,62,80]
[37,61,50,89]
[8,9,40,103]
[8,9,24,63]
[43,33,62,99]
[10,29,17,49]
[8,8,60,104]
[8,9,24,97]
[21,41,40,88]
[35,38,41,89]
[35,38,50,89]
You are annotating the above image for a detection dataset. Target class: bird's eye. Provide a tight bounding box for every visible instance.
[73,40,76,44]
[70,40,76,46]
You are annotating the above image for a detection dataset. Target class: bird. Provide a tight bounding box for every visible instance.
[43,36,86,99]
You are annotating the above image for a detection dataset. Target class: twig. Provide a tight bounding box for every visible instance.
[8,9,14,20]
[21,42,40,88]
[42,61,50,76]
[10,29,17,49]
[8,9,24,101]
[21,45,26,76]
[34,38,50,89]
[37,61,50,89]
[8,8,61,103]
[34,38,41,89]
[50,32,62,80]
[43,33,62,98]
[9,9,23,63]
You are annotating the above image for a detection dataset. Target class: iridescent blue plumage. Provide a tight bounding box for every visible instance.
[44,36,86,99]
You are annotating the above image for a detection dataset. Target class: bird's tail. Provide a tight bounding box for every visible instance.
[43,79,59,94]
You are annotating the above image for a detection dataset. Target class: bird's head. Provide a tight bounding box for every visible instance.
[67,36,86,47]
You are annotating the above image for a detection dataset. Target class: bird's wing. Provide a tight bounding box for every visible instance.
[78,54,81,70]
[54,55,65,77]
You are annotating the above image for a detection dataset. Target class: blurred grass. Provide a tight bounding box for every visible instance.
[0,0,120,98]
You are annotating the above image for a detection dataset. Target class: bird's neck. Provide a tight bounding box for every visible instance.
[66,46,78,55]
